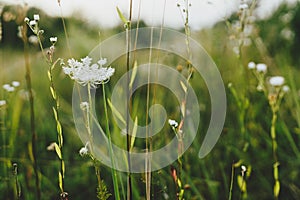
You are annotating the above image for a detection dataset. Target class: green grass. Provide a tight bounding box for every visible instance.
[1,2,300,200]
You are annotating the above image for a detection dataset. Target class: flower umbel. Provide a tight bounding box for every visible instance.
[62,56,115,88]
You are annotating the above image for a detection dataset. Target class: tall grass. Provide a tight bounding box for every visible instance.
[1,1,300,200]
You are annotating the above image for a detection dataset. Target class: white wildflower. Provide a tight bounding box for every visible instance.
[12,81,20,87]
[0,100,6,107]
[63,56,115,88]
[282,85,290,92]
[33,14,40,21]
[79,142,89,156]
[269,76,285,87]
[247,61,256,69]
[256,63,267,73]
[50,37,57,43]
[3,84,14,92]
[168,119,178,128]
[29,20,37,26]
[24,17,30,23]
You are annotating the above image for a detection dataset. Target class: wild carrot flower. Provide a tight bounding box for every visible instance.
[62,56,115,88]
[269,76,284,87]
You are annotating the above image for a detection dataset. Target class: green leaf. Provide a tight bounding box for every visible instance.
[62,160,65,176]
[129,61,138,89]
[237,175,246,192]
[52,107,58,121]
[107,99,126,125]
[180,81,187,93]
[116,7,128,24]
[47,70,51,80]
[274,180,280,197]
[273,162,279,180]
[130,117,138,151]
[50,86,56,99]
[59,171,63,191]
[54,142,62,159]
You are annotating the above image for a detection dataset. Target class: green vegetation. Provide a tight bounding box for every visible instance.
[1,1,300,200]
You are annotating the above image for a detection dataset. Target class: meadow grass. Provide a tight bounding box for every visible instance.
[1,1,300,200]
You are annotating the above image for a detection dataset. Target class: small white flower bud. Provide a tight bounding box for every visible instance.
[168,119,178,128]
[247,61,256,69]
[29,20,37,26]
[33,14,40,21]
[24,17,30,23]
[50,37,58,43]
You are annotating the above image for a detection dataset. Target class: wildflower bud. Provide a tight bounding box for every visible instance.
[256,63,267,73]
[50,37,58,44]
[29,20,37,26]
[38,30,44,35]
[168,119,178,128]
[269,76,285,87]
[79,142,89,156]
[3,84,14,92]
[0,100,6,107]
[247,61,256,69]
[282,85,290,93]
[33,14,40,21]
[12,81,20,87]
[241,165,247,176]
[24,17,30,23]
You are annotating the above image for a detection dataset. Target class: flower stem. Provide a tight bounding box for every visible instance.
[22,22,41,200]
[102,84,120,200]
[126,0,133,198]
[271,110,280,199]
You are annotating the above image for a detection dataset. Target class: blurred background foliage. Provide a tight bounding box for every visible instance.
[1,1,300,200]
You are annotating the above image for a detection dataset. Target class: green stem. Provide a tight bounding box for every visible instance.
[22,23,41,200]
[228,162,235,200]
[48,59,66,194]
[102,84,120,200]
[271,110,280,199]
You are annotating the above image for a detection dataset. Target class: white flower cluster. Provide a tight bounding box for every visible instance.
[62,56,115,88]
[2,81,20,92]
[248,62,267,73]
[24,14,43,35]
